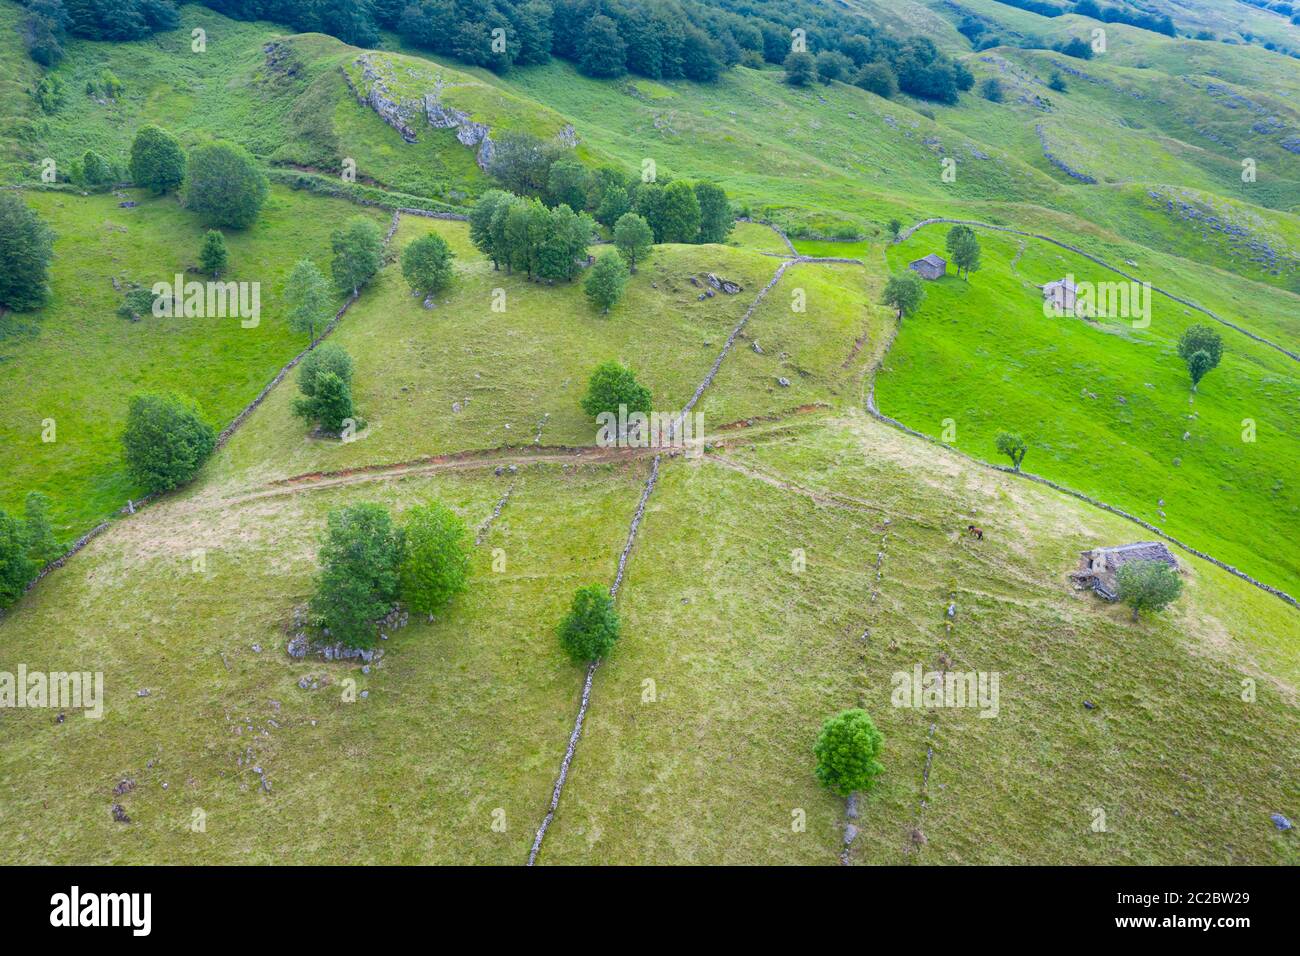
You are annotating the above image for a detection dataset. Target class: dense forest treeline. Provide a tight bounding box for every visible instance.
[17,0,982,103]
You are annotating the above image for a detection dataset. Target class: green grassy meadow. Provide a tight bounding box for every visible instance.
[1,0,1297,868]
[0,187,388,537]
[877,225,1300,598]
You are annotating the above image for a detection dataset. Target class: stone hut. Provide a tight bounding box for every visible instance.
[1069,542,1179,601]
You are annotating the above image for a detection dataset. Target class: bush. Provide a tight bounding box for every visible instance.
[1048,72,1068,93]
[814,709,885,797]
[581,360,651,418]
[121,392,217,493]
[401,232,455,297]
[199,230,229,278]
[0,194,55,312]
[81,150,114,187]
[584,250,629,314]
[184,141,268,229]
[814,50,853,84]
[293,343,356,435]
[556,584,621,663]
[130,125,186,194]
[854,61,898,98]
[783,50,816,86]
[399,502,471,617]
[1116,559,1183,621]
[310,504,403,648]
[117,287,158,322]
[979,77,1004,102]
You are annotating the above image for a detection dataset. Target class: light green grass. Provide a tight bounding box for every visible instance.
[0,187,388,538]
[0,461,648,864]
[877,226,1300,597]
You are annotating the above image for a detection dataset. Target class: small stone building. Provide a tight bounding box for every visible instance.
[908,254,947,280]
[1069,542,1179,601]
[1043,277,1078,313]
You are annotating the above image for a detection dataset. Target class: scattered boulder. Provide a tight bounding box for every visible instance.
[1271,813,1293,831]
[111,804,130,824]
[777,377,791,387]
[113,779,135,796]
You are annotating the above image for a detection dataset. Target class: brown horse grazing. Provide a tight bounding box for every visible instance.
[966,525,984,541]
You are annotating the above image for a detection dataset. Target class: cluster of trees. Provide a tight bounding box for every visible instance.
[945,225,982,280]
[1072,0,1175,37]
[785,35,974,104]
[486,136,733,244]
[0,493,63,610]
[18,0,179,65]
[469,189,597,282]
[0,194,55,312]
[310,500,470,647]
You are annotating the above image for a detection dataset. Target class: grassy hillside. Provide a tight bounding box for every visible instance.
[0,187,387,538]
[877,225,1300,597]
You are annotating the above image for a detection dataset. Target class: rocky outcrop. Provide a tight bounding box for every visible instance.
[347,54,579,172]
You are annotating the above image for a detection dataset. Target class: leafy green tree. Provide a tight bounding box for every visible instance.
[503,196,550,279]
[399,501,471,618]
[284,258,332,341]
[469,189,513,268]
[995,431,1027,471]
[121,391,217,493]
[310,503,403,648]
[129,124,185,194]
[1177,325,1223,391]
[882,270,924,318]
[659,180,702,244]
[947,228,982,280]
[401,232,455,297]
[0,194,55,312]
[81,149,113,187]
[854,60,898,98]
[784,50,816,86]
[613,212,654,273]
[887,218,902,238]
[694,182,733,244]
[293,343,355,434]
[578,14,627,78]
[487,131,562,196]
[581,360,651,417]
[536,204,592,282]
[556,584,621,663]
[546,158,590,212]
[813,709,885,797]
[584,250,629,313]
[0,510,36,610]
[198,230,229,278]
[1116,559,1184,622]
[184,141,268,229]
[331,216,383,296]
[22,491,62,566]
[633,181,667,242]
[1048,72,1068,93]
